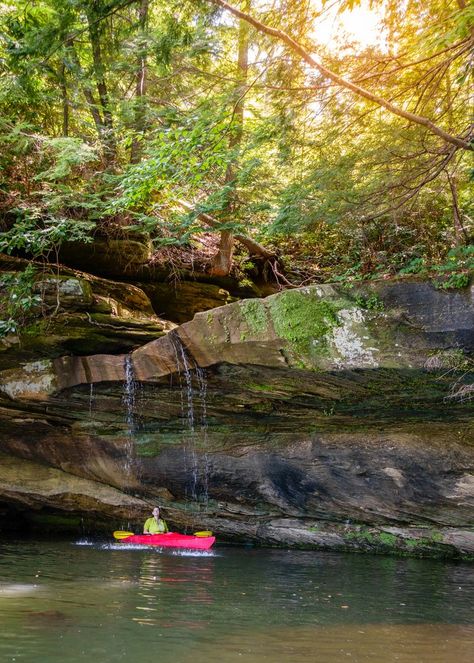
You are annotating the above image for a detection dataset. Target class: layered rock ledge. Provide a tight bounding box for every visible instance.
[0,279,473,558]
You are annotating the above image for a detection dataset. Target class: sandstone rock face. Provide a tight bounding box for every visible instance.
[0,278,473,558]
[0,452,148,518]
[56,237,261,322]
[0,262,175,372]
[59,237,153,276]
[141,281,237,324]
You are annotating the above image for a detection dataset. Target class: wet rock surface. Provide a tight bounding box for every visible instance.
[0,277,473,558]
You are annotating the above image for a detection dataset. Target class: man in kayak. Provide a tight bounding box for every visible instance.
[143,507,169,534]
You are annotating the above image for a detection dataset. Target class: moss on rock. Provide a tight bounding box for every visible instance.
[239,299,269,337]
[268,289,341,363]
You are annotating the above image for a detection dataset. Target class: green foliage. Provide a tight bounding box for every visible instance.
[117,111,230,192]
[399,258,426,275]
[0,213,95,258]
[0,0,472,280]
[114,109,233,210]
[353,294,384,311]
[377,532,398,546]
[332,264,365,283]
[431,245,474,289]
[0,265,41,337]
[434,272,470,290]
[36,138,98,181]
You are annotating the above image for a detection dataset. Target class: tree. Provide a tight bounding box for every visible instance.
[0,0,471,287]
[206,0,473,151]
[211,0,251,276]
[130,0,150,164]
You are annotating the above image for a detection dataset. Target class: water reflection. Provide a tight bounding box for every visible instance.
[0,541,472,663]
[134,552,215,628]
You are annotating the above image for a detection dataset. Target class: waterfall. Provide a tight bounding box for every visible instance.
[123,354,136,434]
[170,334,209,506]
[122,354,137,477]
[89,383,94,417]
[196,366,209,506]
[175,338,196,436]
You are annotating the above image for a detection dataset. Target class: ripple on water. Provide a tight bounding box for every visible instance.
[78,541,218,556]
[1,542,473,663]
[0,583,40,597]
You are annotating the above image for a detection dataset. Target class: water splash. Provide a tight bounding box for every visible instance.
[175,339,198,499]
[170,549,217,557]
[97,543,217,556]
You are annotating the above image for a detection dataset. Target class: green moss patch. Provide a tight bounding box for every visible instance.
[268,290,341,361]
[239,299,269,337]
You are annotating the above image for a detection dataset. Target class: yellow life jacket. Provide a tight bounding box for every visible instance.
[144,517,168,534]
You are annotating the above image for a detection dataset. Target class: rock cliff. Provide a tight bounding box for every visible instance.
[0,269,473,558]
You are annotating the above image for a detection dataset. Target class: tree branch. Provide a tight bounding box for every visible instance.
[176,199,275,259]
[206,0,473,152]
[360,145,459,221]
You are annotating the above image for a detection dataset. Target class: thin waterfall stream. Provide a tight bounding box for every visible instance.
[122,354,138,479]
[170,333,210,509]
[196,365,210,505]
[118,339,210,514]
[174,337,198,500]
[88,383,94,417]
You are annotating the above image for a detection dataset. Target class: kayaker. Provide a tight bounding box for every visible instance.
[143,507,169,534]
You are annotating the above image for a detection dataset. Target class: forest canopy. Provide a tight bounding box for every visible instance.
[0,0,472,283]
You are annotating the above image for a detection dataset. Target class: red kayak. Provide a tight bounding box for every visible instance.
[121,532,215,550]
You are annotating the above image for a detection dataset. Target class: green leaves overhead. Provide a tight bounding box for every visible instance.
[0,0,472,277]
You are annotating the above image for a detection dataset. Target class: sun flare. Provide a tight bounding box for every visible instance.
[314,1,387,51]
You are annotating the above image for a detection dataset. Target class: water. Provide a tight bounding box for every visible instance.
[122,355,138,477]
[0,540,473,663]
[170,334,209,504]
[195,366,210,504]
[89,383,94,417]
[122,354,137,437]
[172,337,199,499]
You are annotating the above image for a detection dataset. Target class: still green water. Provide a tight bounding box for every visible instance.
[0,539,473,663]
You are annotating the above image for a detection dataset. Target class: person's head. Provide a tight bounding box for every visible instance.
[152,507,160,518]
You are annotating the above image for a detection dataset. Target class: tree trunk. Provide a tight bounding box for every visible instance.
[69,43,106,141]
[446,172,469,244]
[86,2,116,163]
[130,0,149,164]
[211,0,250,277]
[59,61,69,137]
[176,199,275,259]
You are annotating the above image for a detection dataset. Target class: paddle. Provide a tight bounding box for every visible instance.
[113,530,135,540]
[113,529,213,540]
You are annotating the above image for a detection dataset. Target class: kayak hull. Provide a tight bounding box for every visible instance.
[121,533,215,550]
